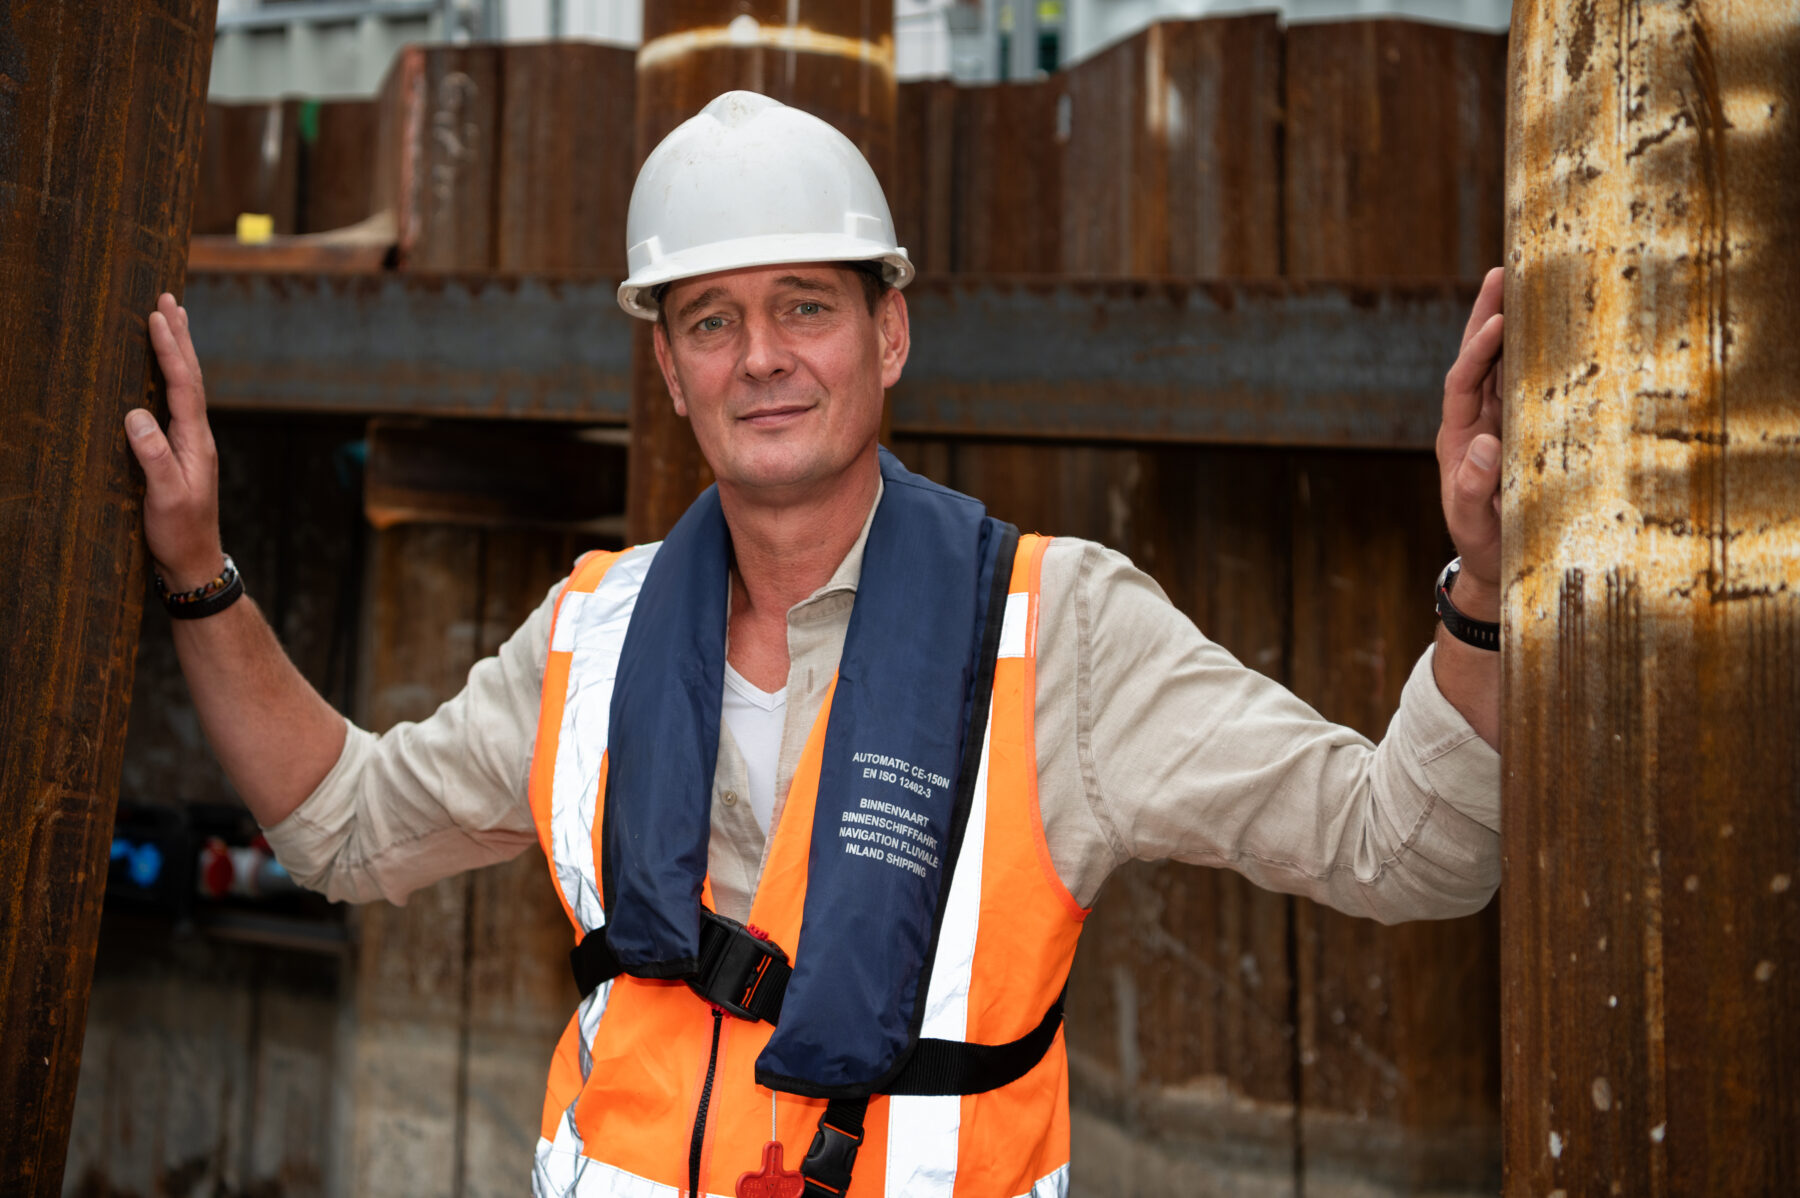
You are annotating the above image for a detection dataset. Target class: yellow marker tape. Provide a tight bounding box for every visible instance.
[638,19,893,74]
[236,213,274,244]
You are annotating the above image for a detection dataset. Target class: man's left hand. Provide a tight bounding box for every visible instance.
[1437,267,1505,622]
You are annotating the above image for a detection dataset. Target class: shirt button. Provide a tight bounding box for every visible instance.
[722,791,738,807]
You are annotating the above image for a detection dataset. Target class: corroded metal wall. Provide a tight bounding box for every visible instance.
[1502,0,1800,1192]
[0,1,217,1192]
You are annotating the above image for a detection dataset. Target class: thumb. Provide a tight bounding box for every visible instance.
[125,408,184,497]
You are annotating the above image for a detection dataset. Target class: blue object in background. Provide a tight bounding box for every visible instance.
[123,841,162,887]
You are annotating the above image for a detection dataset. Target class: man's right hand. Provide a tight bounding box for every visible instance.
[127,292,223,592]
[122,292,348,827]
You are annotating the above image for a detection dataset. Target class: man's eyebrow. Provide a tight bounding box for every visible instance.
[674,286,730,321]
[774,275,844,294]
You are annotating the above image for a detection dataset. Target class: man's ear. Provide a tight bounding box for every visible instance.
[876,288,910,391]
[652,320,688,417]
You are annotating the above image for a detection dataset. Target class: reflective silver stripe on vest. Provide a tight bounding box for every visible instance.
[883,589,1031,1197]
[533,1134,734,1198]
[1019,1163,1070,1198]
[548,543,661,933]
[540,545,660,1190]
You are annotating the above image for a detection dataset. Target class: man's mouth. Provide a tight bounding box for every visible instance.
[737,403,812,426]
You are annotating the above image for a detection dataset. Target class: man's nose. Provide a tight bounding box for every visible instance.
[740,312,795,381]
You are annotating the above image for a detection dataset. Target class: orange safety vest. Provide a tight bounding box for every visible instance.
[527,533,1084,1198]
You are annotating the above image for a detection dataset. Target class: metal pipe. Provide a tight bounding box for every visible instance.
[1501,0,1799,1192]
[0,3,218,1192]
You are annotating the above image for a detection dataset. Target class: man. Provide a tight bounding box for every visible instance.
[127,92,1505,1197]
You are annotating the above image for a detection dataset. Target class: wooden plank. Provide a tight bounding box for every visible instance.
[1285,452,1499,1195]
[1284,21,1507,278]
[1060,16,1283,277]
[494,44,637,273]
[0,4,216,1190]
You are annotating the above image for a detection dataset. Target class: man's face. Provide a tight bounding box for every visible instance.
[652,263,909,500]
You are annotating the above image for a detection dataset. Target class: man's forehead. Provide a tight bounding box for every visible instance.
[665,262,859,311]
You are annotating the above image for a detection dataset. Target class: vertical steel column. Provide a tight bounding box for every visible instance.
[1502,1,1799,1194]
[626,0,897,542]
[0,2,217,1192]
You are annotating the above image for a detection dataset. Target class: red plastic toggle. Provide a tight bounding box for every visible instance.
[735,1141,804,1198]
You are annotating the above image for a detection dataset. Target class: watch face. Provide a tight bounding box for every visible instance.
[1437,558,1461,592]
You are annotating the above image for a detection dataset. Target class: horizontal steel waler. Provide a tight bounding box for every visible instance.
[185,271,1479,450]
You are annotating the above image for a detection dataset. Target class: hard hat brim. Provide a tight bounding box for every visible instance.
[617,236,914,322]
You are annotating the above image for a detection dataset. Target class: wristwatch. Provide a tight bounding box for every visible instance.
[1435,558,1499,651]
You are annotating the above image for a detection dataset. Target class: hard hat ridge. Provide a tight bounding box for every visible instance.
[617,90,914,321]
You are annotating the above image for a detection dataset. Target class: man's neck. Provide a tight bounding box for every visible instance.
[720,451,881,621]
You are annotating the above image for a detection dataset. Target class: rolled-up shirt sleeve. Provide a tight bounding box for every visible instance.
[1038,540,1500,922]
[260,579,561,905]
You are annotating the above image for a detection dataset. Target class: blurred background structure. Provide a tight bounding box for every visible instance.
[6,0,1792,1196]
[205,0,1511,96]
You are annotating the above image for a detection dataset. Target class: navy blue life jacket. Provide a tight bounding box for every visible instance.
[598,448,1017,1096]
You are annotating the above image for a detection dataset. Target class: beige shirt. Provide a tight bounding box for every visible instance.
[265,497,1501,922]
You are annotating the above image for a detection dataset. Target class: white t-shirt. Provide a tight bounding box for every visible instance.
[721,664,787,834]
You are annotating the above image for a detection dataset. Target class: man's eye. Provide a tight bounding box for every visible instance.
[699,316,725,332]
[796,301,823,316]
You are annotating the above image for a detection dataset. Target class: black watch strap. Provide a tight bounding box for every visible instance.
[1435,558,1499,651]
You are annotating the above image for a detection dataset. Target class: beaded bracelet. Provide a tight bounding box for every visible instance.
[156,554,245,620]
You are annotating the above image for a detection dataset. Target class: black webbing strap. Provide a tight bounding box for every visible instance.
[570,909,792,1024]
[569,926,625,1000]
[883,989,1066,1096]
[793,993,1065,1195]
[800,1097,869,1197]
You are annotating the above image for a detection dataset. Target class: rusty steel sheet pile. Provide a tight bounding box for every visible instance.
[1502,0,1799,1193]
[0,2,218,1193]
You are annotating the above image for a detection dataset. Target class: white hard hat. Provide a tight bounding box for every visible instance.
[617,90,914,321]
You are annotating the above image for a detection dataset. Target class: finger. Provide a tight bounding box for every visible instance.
[1448,431,1503,541]
[124,407,185,496]
[1445,313,1504,431]
[173,301,206,397]
[1459,267,1505,351]
[149,305,210,458]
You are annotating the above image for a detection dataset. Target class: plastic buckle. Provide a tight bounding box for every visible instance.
[686,909,788,1022]
[800,1119,862,1195]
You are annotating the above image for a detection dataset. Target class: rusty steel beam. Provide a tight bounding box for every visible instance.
[1502,1,1799,1195]
[0,2,218,1192]
[627,1,899,541]
[187,273,633,419]
[895,278,1472,447]
[184,272,1474,449]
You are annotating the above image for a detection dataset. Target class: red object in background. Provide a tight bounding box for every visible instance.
[198,837,235,898]
[735,1141,804,1198]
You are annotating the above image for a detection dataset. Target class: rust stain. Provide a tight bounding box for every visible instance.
[637,22,894,76]
[1503,0,1800,1192]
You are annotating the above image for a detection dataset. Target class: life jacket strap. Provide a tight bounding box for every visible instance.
[800,1097,868,1197]
[883,988,1066,1096]
[570,908,793,1024]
